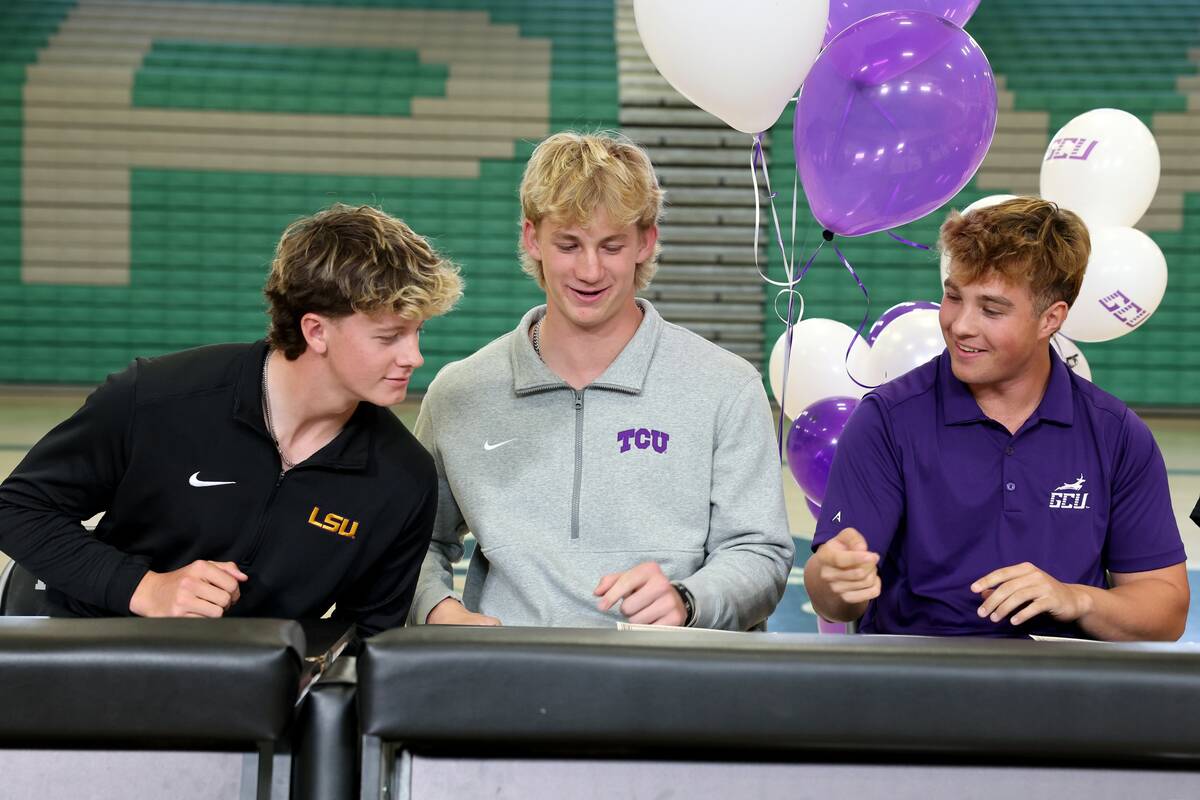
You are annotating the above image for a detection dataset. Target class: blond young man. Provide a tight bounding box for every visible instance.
[0,204,461,635]
[411,131,794,630]
[806,198,1188,640]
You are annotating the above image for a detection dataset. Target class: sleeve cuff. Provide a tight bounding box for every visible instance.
[105,559,151,615]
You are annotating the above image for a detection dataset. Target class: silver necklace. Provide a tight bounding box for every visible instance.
[261,351,296,471]
[532,317,544,360]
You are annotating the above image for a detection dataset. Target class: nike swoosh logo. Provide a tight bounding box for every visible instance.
[483,439,516,452]
[189,471,236,487]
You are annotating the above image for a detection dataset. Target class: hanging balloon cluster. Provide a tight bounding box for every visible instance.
[635,0,996,518]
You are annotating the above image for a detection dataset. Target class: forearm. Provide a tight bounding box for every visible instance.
[407,542,461,625]
[686,541,794,630]
[803,553,870,623]
[0,501,146,612]
[1072,579,1188,641]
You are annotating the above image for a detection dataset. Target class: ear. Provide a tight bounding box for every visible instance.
[1040,300,1069,340]
[521,219,542,262]
[300,313,331,355]
[636,224,659,263]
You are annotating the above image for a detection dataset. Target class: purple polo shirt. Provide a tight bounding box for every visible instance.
[813,349,1185,638]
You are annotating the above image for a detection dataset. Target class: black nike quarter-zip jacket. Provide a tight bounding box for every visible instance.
[0,340,436,635]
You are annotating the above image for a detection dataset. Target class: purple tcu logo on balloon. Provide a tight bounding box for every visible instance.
[1099,290,1149,328]
[617,428,669,454]
[1044,137,1099,162]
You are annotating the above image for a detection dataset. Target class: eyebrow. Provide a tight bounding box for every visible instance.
[979,294,1015,307]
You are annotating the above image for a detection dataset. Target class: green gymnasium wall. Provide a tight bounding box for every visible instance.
[2,1,1198,407]
[1,0,617,388]
[764,0,1200,407]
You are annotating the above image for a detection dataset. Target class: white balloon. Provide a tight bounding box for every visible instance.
[868,309,945,383]
[1051,334,1092,382]
[1039,109,1160,228]
[1061,226,1167,343]
[634,0,830,134]
[768,318,872,419]
[939,194,1018,284]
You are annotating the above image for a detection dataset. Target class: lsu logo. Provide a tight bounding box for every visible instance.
[308,506,359,539]
[1048,475,1089,510]
[617,428,670,454]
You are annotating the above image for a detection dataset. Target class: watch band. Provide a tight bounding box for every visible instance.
[672,581,697,628]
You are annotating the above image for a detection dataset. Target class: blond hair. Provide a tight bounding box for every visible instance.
[264,204,463,359]
[939,197,1090,313]
[518,130,664,290]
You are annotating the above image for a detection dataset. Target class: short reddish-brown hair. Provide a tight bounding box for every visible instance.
[939,197,1091,312]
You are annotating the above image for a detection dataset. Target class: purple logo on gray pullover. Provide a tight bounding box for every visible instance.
[617,428,670,454]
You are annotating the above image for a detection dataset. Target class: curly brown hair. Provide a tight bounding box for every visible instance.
[264,204,462,359]
[939,197,1091,313]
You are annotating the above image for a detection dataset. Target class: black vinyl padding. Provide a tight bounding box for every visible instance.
[292,655,359,800]
[0,618,305,746]
[359,627,1200,764]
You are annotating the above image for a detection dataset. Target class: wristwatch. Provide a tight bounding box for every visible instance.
[671,581,697,628]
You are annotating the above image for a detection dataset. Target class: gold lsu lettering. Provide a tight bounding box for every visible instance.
[307,506,359,539]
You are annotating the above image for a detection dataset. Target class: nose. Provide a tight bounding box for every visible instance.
[575,246,603,283]
[942,301,974,339]
[395,334,423,370]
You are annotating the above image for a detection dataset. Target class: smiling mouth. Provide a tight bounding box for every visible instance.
[570,286,608,301]
[955,342,985,355]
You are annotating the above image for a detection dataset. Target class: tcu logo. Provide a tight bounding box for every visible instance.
[1099,291,1148,329]
[1048,474,1089,510]
[1044,137,1099,162]
[617,428,670,454]
[308,506,359,538]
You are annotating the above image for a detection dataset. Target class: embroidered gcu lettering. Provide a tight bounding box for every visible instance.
[307,506,359,538]
[1099,290,1149,329]
[616,428,670,454]
[1048,475,1089,510]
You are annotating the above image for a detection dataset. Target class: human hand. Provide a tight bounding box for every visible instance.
[971,562,1091,626]
[594,561,687,626]
[814,528,881,605]
[129,560,247,618]
[425,596,502,626]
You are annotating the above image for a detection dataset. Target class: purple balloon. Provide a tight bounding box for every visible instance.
[823,1,982,47]
[795,11,997,237]
[786,396,859,505]
[867,300,941,344]
[805,496,822,521]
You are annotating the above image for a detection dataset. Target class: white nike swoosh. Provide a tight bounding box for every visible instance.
[189,471,236,487]
[483,439,516,452]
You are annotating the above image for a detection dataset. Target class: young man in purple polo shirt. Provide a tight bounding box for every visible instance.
[805,197,1189,640]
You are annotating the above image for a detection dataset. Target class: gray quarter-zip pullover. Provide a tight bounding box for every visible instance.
[410,300,794,630]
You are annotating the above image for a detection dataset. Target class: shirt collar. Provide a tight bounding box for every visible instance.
[940,346,1075,427]
[233,339,371,470]
[510,299,664,395]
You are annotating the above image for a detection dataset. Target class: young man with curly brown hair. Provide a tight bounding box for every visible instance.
[0,204,462,635]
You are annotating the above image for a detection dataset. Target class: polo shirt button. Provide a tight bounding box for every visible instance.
[1005,446,1014,456]
[1006,482,1016,491]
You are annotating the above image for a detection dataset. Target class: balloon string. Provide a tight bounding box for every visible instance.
[775,241,824,459]
[831,241,878,392]
[887,231,932,250]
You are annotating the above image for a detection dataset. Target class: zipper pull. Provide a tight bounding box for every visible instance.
[276,470,285,486]
[573,390,583,410]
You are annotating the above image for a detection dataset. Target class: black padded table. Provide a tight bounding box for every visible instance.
[0,617,307,800]
[358,626,1200,799]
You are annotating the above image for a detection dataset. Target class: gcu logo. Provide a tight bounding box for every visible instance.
[308,506,360,539]
[617,428,670,454]
[1048,474,1089,510]
[1044,137,1099,162]
[1099,290,1149,329]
